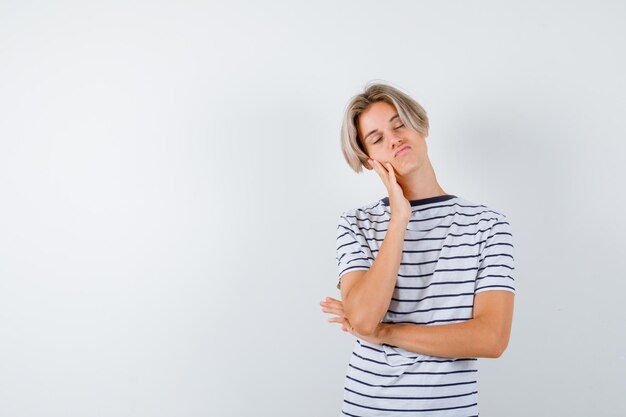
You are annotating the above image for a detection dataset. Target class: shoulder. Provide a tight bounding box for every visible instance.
[337,199,388,236]
[453,196,512,233]
[455,196,508,217]
[340,198,387,221]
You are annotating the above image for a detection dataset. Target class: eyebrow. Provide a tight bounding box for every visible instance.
[363,114,400,142]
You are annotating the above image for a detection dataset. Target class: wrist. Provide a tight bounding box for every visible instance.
[388,220,408,232]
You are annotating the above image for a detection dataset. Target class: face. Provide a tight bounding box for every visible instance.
[357,101,428,174]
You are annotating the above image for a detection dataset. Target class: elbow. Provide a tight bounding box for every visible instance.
[476,317,511,358]
[354,321,378,338]
[349,315,379,338]
[490,344,504,359]
[490,332,511,358]
[344,303,379,337]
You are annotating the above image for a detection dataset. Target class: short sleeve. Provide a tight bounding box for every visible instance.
[475,216,516,294]
[335,213,372,290]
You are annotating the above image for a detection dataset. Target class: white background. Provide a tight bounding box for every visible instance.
[1,1,625,416]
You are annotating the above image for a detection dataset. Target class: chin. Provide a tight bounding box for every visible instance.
[398,160,420,174]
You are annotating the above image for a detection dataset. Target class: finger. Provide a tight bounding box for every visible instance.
[373,159,388,176]
[322,299,345,311]
[369,158,383,174]
[325,298,344,308]
[321,306,345,316]
[321,298,344,310]
[369,159,390,187]
[385,162,397,181]
[375,159,392,185]
[320,299,339,308]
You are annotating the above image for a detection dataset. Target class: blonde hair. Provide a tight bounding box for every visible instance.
[340,80,429,173]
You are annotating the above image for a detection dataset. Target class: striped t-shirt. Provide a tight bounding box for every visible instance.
[335,194,516,417]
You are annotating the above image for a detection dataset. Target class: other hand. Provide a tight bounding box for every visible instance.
[319,296,384,345]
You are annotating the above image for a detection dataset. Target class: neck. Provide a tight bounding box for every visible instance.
[395,157,447,200]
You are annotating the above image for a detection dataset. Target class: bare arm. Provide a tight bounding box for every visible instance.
[376,291,515,358]
[338,158,411,337]
[340,220,407,336]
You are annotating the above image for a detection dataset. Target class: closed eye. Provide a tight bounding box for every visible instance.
[372,124,404,144]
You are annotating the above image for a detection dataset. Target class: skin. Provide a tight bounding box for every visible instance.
[358,100,447,202]
[322,295,381,344]
[320,100,515,357]
[321,99,449,342]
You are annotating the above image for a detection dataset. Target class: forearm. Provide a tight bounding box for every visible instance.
[377,318,500,359]
[344,221,406,335]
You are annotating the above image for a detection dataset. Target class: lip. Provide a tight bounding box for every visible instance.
[395,145,410,157]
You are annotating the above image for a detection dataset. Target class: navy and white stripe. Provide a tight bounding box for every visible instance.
[335,194,515,416]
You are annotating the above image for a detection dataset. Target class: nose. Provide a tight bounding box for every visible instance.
[387,131,403,149]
